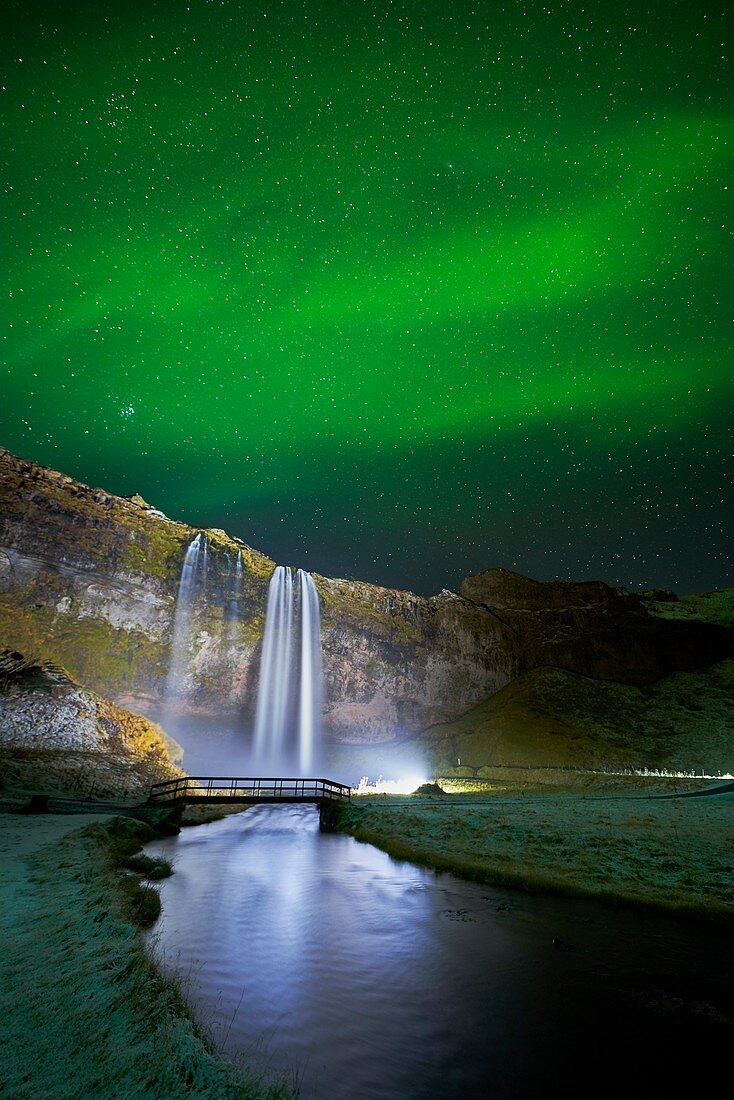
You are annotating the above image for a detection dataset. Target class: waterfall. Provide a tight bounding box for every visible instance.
[253,566,323,774]
[226,549,244,625]
[162,533,208,715]
[253,567,294,765]
[298,567,323,774]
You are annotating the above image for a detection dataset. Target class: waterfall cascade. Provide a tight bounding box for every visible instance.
[226,549,244,626]
[161,543,323,773]
[162,533,209,714]
[253,566,323,774]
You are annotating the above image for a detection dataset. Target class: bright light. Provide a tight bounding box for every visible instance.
[352,775,429,796]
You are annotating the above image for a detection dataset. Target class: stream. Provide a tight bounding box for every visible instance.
[145,805,733,1098]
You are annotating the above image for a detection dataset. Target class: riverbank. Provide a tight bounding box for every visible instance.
[339,784,734,922]
[0,811,290,1099]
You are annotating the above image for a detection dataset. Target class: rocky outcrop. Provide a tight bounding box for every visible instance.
[461,567,626,611]
[0,650,183,797]
[0,448,730,744]
[460,568,729,686]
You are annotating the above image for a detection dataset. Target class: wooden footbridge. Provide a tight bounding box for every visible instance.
[148,776,351,827]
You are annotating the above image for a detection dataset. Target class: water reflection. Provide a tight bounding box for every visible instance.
[146,806,733,1098]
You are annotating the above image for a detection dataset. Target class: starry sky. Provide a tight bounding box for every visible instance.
[2,1,731,595]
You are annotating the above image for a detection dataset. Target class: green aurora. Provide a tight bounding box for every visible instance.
[2,1,731,593]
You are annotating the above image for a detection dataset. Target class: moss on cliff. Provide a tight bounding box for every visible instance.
[317,579,424,648]
[121,522,189,583]
[643,589,734,630]
[0,594,169,698]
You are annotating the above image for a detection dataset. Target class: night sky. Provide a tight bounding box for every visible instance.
[3,2,731,595]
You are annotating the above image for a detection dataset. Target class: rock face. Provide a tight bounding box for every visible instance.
[461,567,625,610]
[0,448,730,745]
[460,568,729,686]
[316,579,517,741]
[0,650,182,797]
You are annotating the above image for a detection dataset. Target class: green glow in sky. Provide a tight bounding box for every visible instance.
[2,1,731,593]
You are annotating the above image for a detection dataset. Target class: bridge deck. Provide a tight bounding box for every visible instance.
[148,776,352,807]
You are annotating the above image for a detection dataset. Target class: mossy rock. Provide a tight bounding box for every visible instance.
[412,782,446,796]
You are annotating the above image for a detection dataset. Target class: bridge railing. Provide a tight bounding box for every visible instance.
[149,776,352,804]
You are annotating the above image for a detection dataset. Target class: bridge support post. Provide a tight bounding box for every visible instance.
[318,800,344,832]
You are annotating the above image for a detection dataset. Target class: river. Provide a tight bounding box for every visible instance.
[145,805,733,1098]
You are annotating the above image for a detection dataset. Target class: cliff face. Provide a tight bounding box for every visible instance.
[0,448,521,739]
[316,578,517,741]
[0,448,274,719]
[0,448,730,744]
